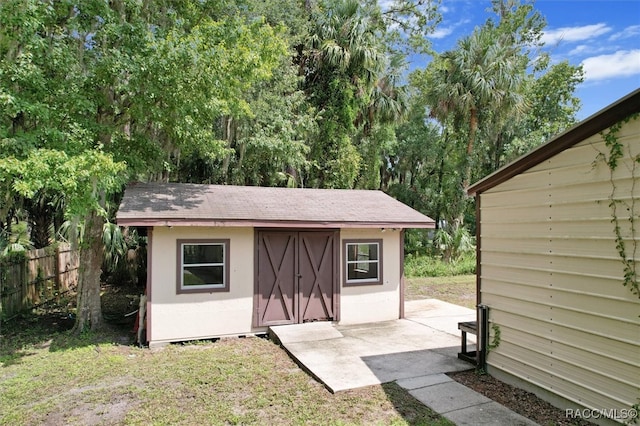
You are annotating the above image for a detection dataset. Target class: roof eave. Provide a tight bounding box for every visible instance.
[116,218,435,229]
[467,88,640,196]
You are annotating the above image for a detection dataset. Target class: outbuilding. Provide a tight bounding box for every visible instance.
[467,89,640,424]
[117,183,434,347]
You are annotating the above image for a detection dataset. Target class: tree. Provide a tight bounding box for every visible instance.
[177,0,315,187]
[406,0,582,227]
[0,0,292,332]
[415,22,529,183]
[299,0,381,187]
[299,0,442,189]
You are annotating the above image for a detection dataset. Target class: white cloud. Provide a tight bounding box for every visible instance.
[429,25,456,39]
[541,23,611,45]
[581,50,640,81]
[609,25,640,41]
[427,16,471,41]
[377,0,395,11]
[568,45,590,56]
[568,44,610,56]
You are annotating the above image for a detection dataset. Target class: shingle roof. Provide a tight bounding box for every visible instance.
[116,183,435,229]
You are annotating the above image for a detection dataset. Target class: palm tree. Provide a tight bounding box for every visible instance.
[434,26,527,156]
[302,0,389,187]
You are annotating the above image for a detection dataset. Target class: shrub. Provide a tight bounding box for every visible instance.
[405,253,476,277]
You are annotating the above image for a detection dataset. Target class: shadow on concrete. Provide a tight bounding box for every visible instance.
[270,300,476,393]
[381,381,455,425]
[360,346,470,384]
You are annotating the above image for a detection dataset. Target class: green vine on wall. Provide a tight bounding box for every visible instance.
[488,324,501,352]
[598,113,640,298]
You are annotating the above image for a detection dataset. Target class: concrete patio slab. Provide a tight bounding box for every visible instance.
[272,318,473,392]
[404,374,537,425]
[270,321,344,343]
[405,299,477,343]
[269,299,476,393]
[396,372,454,390]
[270,299,537,425]
[444,402,538,426]
[409,380,492,413]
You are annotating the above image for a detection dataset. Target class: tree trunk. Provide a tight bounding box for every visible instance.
[434,153,446,229]
[221,116,235,183]
[493,132,504,170]
[25,196,53,249]
[29,208,51,249]
[72,210,104,333]
[467,107,478,155]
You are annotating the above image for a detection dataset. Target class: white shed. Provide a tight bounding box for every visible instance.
[468,89,640,425]
[117,183,434,347]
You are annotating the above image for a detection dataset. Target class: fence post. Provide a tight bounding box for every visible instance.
[55,244,61,296]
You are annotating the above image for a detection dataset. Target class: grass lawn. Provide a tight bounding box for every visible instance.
[1,314,453,425]
[405,275,476,309]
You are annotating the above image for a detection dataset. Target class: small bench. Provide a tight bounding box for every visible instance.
[457,321,477,365]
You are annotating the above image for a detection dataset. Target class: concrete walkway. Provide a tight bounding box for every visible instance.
[270,299,537,426]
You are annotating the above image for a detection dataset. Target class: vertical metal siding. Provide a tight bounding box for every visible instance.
[480,118,640,419]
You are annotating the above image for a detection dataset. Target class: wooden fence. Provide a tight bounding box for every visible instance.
[0,243,79,321]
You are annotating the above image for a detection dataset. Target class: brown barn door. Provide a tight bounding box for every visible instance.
[256,231,337,327]
[256,232,298,326]
[299,232,336,322]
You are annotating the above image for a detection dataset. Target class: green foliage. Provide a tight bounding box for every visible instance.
[597,114,640,298]
[403,229,432,256]
[406,0,582,226]
[102,223,127,273]
[488,324,501,352]
[0,0,590,328]
[0,247,28,265]
[101,224,144,286]
[0,0,297,331]
[301,0,437,188]
[0,221,32,255]
[433,223,476,263]
[405,253,476,278]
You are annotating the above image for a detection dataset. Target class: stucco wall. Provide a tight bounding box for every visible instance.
[149,226,257,345]
[338,228,402,324]
[148,226,404,345]
[479,117,640,420]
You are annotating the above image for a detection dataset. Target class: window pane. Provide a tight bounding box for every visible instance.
[346,241,380,283]
[347,243,378,262]
[184,244,224,264]
[347,244,356,262]
[183,265,224,286]
[367,244,378,261]
[348,263,378,281]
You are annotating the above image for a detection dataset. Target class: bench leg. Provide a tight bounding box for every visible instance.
[461,330,467,353]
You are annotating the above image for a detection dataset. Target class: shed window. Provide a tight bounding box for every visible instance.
[344,240,382,286]
[177,239,230,293]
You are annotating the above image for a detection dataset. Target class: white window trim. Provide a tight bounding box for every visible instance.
[177,239,230,294]
[343,239,383,286]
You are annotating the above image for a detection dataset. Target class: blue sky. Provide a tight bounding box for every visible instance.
[412,0,640,120]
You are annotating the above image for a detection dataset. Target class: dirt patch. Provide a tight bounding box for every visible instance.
[41,394,138,426]
[448,370,595,425]
[101,284,142,325]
